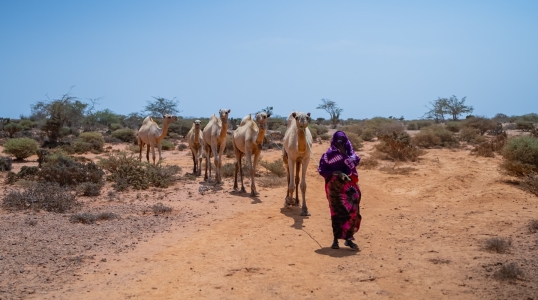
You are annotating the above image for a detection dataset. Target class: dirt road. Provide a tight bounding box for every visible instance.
[13,142,538,299]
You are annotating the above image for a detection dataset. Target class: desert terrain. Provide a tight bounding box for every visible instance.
[1,137,537,300]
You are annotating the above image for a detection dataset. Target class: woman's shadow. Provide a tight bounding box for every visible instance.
[314,247,360,257]
[279,207,307,230]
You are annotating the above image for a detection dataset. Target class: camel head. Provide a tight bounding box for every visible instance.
[291,112,311,130]
[219,109,231,122]
[255,112,271,129]
[193,119,201,130]
[162,114,178,124]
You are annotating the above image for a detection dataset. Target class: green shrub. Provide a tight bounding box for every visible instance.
[76,182,104,196]
[109,123,123,131]
[39,152,104,186]
[2,182,78,213]
[19,119,37,130]
[74,132,104,153]
[0,156,12,171]
[3,137,38,160]
[259,158,286,177]
[320,134,331,141]
[460,127,479,142]
[310,128,318,141]
[344,132,363,150]
[4,123,23,138]
[111,128,136,143]
[161,139,175,151]
[501,136,538,176]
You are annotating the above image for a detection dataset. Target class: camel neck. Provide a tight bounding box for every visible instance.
[297,127,307,153]
[194,128,200,144]
[256,128,266,145]
[219,120,228,140]
[157,121,169,140]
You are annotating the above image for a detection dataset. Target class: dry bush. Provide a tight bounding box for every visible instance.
[342,124,363,136]
[521,173,538,196]
[220,159,250,178]
[377,131,423,161]
[358,157,379,170]
[14,166,40,181]
[377,122,405,136]
[414,126,459,148]
[445,122,460,133]
[320,133,331,141]
[344,132,363,150]
[493,263,524,281]
[258,175,287,187]
[360,128,376,141]
[177,143,188,151]
[259,158,286,177]
[126,144,139,153]
[111,128,136,143]
[483,237,512,253]
[406,120,433,130]
[428,258,451,264]
[70,212,118,224]
[463,117,496,135]
[515,121,535,131]
[471,132,507,157]
[459,127,479,143]
[0,156,12,171]
[99,152,181,191]
[3,182,79,213]
[2,137,38,160]
[76,182,104,196]
[500,136,538,176]
[151,203,172,214]
[39,152,104,186]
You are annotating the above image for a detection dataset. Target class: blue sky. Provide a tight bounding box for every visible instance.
[1,1,537,120]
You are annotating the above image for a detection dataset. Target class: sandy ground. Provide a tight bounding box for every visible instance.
[1,139,537,300]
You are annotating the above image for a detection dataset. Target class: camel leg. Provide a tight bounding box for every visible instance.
[151,143,156,165]
[204,146,210,180]
[146,144,150,163]
[294,161,301,206]
[191,150,196,174]
[239,154,246,193]
[250,150,260,196]
[300,158,310,216]
[197,147,203,176]
[217,142,226,184]
[157,142,162,163]
[283,151,290,206]
[138,139,144,162]
[286,156,296,206]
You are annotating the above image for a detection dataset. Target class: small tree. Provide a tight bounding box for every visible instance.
[445,95,473,121]
[424,98,447,123]
[260,106,273,115]
[317,99,342,129]
[4,123,23,138]
[145,97,180,116]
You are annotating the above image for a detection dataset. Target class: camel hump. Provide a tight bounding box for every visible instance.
[239,114,252,127]
[142,116,153,125]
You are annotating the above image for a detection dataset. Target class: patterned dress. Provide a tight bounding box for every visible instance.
[318,131,362,240]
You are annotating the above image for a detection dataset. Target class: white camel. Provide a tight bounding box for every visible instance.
[137,114,178,164]
[232,112,270,196]
[202,109,230,183]
[282,111,313,216]
[186,119,203,175]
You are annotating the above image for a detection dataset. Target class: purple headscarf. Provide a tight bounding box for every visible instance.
[318,131,360,181]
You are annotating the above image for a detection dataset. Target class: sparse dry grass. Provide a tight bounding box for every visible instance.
[379,164,417,175]
[69,212,119,224]
[259,158,286,177]
[483,237,512,253]
[528,219,538,233]
[258,175,287,188]
[493,263,524,281]
[428,258,451,264]
[151,203,173,214]
[358,157,379,170]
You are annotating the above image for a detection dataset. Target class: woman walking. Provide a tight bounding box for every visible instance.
[318,131,362,250]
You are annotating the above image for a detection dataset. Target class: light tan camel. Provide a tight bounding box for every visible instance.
[282,111,313,216]
[137,114,178,164]
[202,109,230,183]
[232,112,270,196]
[186,119,203,175]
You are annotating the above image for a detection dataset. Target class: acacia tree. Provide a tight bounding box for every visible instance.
[31,93,88,144]
[424,98,447,123]
[145,97,180,116]
[316,99,342,128]
[445,95,473,121]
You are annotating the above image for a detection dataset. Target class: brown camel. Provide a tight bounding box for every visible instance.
[186,119,203,175]
[232,112,270,196]
[202,109,230,183]
[282,111,313,216]
[137,114,178,164]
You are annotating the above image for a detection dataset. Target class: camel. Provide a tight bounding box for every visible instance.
[282,111,313,216]
[202,109,230,183]
[137,114,178,164]
[186,119,203,175]
[232,112,270,196]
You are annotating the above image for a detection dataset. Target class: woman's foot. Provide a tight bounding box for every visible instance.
[331,240,339,249]
[344,239,359,250]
